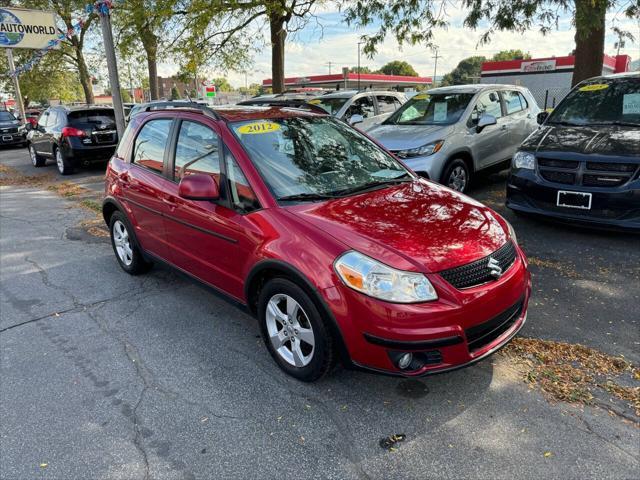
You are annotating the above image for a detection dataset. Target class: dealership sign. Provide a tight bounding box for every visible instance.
[0,7,58,50]
[521,59,556,73]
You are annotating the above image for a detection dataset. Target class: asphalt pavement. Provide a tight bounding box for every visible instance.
[1,145,639,479]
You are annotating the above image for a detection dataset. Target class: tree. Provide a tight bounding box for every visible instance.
[114,0,180,100]
[348,66,373,73]
[181,1,322,93]
[379,60,419,76]
[492,50,531,61]
[440,56,486,86]
[170,86,181,100]
[21,0,97,103]
[343,0,640,86]
[212,78,233,92]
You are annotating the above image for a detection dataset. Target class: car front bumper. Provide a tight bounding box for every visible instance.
[398,150,447,181]
[506,168,640,231]
[323,245,531,376]
[0,132,26,145]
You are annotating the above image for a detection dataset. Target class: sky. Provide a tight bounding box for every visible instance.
[156,3,640,89]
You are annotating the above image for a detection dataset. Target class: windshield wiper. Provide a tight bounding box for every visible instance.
[277,192,339,202]
[547,120,583,127]
[330,174,413,196]
[601,121,640,127]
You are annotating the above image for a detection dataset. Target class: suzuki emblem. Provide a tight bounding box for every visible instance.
[487,257,502,279]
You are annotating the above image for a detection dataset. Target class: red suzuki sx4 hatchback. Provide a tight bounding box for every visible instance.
[103,104,531,381]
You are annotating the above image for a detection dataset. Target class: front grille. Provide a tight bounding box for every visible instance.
[538,158,579,169]
[465,298,524,352]
[439,241,516,290]
[582,174,627,187]
[0,127,18,134]
[540,170,575,184]
[537,157,639,188]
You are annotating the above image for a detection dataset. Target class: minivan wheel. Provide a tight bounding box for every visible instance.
[29,144,45,167]
[109,211,152,275]
[55,148,74,175]
[442,159,470,193]
[258,278,336,382]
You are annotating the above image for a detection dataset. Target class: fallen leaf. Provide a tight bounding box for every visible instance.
[39,463,48,468]
[543,451,553,458]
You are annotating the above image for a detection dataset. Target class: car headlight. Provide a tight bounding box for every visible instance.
[398,140,444,158]
[18,125,26,133]
[334,251,437,303]
[505,219,518,245]
[513,151,535,170]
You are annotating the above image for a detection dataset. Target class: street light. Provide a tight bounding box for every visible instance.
[357,41,366,91]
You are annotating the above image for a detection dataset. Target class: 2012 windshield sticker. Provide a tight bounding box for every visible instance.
[578,84,609,92]
[237,122,281,134]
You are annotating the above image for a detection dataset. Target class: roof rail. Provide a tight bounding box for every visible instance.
[143,102,221,120]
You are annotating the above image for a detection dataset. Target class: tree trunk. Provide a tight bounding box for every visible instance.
[571,0,606,86]
[147,51,159,100]
[75,45,94,104]
[269,14,286,94]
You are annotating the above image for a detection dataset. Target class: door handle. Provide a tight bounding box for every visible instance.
[161,196,177,207]
[500,124,508,131]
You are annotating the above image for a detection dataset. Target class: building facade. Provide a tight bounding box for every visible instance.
[480,54,631,108]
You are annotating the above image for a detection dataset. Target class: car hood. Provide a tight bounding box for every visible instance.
[0,120,19,129]
[367,124,451,151]
[523,124,640,157]
[287,180,509,273]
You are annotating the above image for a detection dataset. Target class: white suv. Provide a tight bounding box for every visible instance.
[308,90,407,131]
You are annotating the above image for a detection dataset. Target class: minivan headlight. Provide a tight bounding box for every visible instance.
[513,151,535,170]
[398,140,444,158]
[334,251,438,303]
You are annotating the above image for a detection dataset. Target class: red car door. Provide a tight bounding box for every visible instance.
[161,117,263,300]
[120,117,175,262]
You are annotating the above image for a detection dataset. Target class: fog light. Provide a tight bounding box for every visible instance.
[398,353,413,370]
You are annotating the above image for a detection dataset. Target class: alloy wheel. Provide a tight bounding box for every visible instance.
[55,149,65,174]
[448,166,467,192]
[265,294,315,367]
[112,220,133,266]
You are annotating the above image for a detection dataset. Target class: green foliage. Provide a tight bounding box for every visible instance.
[170,86,181,100]
[348,66,373,73]
[378,61,419,76]
[440,56,486,86]
[211,78,233,92]
[492,50,532,61]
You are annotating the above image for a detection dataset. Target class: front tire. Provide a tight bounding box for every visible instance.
[441,158,471,193]
[109,211,152,275]
[55,147,74,175]
[29,144,45,167]
[258,278,336,382]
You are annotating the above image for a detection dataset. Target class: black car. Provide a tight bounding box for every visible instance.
[507,72,640,231]
[27,105,118,175]
[0,110,27,147]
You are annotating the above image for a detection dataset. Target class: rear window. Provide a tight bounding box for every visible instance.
[68,109,115,124]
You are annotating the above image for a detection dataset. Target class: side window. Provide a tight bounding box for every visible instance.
[38,111,49,127]
[503,90,524,115]
[174,121,220,182]
[346,95,375,119]
[132,119,172,174]
[470,91,503,124]
[224,150,260,213]
[518,92,529,110]
[376,95,400,115]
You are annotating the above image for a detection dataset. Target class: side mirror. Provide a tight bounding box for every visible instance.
[178,173,219,201]
[348,114,364,126]
[536,111,549,125]
[24,122,33,131]
[476,114,497,133]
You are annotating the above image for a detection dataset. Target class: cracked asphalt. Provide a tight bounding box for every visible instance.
[1,145,639,479]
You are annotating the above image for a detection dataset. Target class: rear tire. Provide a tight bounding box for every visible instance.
[55,147,74,175]
[29,144,45,167]
[109,211,152,275]
[441,158,471,193]
[258,278,336,382]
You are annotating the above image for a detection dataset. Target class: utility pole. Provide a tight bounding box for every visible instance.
[5,50,25,125]
[99,7,125,137]
[432,48,441,87]
[325,61,334,74]
[357,41,365,91]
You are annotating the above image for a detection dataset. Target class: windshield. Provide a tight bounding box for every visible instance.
[230,116,411,200]
[548,77,640,126]
[307,97,348,116]
[0,111,16,122]
[385,92,474,125]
